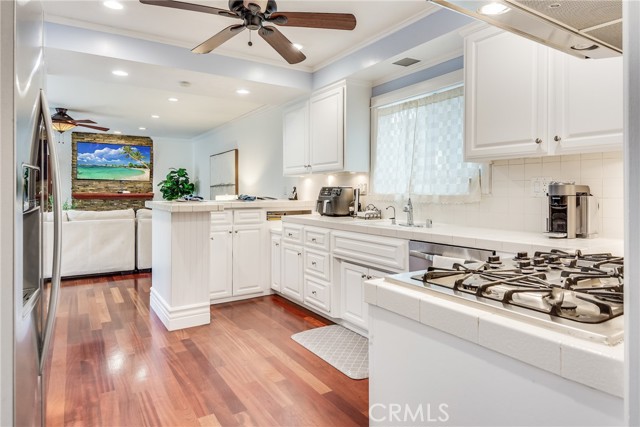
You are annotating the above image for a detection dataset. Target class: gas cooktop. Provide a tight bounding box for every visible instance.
[386,249,624,345]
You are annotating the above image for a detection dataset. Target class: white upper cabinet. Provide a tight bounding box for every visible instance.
[282,80,371,175]
[309,86,345,172]
[464,26,623,162]
[282,101,309,176]
[549,51,623,155]
[465,26,548,161]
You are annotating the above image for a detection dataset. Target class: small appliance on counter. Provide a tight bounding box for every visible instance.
[547,182,599,239]
[316,186,353,216]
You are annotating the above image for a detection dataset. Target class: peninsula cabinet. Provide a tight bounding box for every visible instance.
[464,26,622,162]
[340,262,387,332]
[209,210,267,302]
[282,80,371,175]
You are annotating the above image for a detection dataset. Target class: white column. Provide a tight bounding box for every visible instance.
[624,1,640,424]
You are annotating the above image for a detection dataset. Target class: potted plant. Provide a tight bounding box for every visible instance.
[158,168,196,201]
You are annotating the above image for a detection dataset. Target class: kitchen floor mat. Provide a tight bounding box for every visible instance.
[291,325,368,380]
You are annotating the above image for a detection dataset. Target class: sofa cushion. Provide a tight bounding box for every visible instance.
[66,208,135,221]
[43,211,68,222]
[136,208,152,219]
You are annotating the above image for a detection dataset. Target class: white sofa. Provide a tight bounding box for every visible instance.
[43,209,136,278]
[136,208,152,270]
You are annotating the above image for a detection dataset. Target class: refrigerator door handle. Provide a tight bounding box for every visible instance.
[39,89,62,374]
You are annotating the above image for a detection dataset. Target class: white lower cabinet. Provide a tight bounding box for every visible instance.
[340,261,387,332]
[209,210,267,302]
[281,243,304,302]
[270,232,281,292]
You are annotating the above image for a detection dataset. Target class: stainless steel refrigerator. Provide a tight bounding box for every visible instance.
[1,0,63,425]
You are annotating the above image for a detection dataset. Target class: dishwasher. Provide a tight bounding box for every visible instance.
[408,240,495,271]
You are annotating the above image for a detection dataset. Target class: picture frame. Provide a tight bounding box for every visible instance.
[209,149,238,199]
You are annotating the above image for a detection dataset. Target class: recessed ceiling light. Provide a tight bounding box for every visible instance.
[168,97,178,102]
[139,127,146,130]
[151,115,160,119]
[112,70,128,77]
[103,1,123,10]
[293,43,303,51]
[477,2,510,15]
[236,89,250,95]
[114,131,122,134]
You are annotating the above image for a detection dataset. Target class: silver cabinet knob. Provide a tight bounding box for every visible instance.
[288,232,293,237]
[228,230,232,234]
[311,290,317,295]
[361,274,367,279]
[535,138,542,144]
[275,243,279,247]
[298,252,301,256]
[554,135,562,142]
[311,238,317,242]
[311,261,317,266]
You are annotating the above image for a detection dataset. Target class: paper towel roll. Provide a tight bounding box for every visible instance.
[432,255,466,269]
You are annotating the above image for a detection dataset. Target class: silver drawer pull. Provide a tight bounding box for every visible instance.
[311,238,317,242]
[288,232,293,237]
[311,261,317,266]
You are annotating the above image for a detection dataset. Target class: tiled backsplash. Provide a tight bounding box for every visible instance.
[366,151,624,239]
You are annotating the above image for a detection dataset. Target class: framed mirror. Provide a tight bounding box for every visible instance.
[209,149,238,199]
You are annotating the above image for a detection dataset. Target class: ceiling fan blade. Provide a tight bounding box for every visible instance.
[77,124,110,132]
[139,0,239,19]
[69,119,97,124]
[192,25,246,54]
[268,12,356,30]
[258,26,306,64]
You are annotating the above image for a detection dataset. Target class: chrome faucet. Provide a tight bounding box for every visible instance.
[385,206,396,225]
[403,198,414,226]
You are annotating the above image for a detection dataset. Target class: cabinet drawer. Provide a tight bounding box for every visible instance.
[304,226,330,251]
[304,249,331,281]
[234,209,263,225]
[211,211,233,229]
[304,276,331,313]
[332,231,408,271]
[282,223,303,243]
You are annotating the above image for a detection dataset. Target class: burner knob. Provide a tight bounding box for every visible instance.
[516,251,528,260]
[488,255,501,263]
[532,258,545,266]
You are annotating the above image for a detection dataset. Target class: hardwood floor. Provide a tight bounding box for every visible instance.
[45,273,369,426]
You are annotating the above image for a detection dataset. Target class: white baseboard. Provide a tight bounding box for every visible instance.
[150,287,210,331]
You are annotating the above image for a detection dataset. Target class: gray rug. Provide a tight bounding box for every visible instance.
[291,325,369,380]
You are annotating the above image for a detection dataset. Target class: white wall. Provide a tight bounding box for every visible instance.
[152,137,194,200]
[367,151,624,240]
[192,106,297,200]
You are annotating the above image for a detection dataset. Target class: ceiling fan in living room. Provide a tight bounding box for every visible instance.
[50,108,110,134]
[139,0,357,64]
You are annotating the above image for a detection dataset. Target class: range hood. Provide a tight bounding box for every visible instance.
[430,0,622,59]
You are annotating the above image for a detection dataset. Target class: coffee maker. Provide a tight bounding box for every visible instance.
[316,187,353,216]
[547,182,599,239]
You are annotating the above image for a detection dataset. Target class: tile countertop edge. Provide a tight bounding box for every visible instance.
[145,200,315,212]
[363,278,624,398]
[282,215,624,255]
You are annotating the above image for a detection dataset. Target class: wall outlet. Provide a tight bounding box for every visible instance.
[531,177,553,197]
[358,183,368,195]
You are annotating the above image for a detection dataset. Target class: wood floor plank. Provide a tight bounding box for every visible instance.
[46,273,369,426]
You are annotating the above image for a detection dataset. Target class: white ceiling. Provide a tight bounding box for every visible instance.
[42,0,464,139]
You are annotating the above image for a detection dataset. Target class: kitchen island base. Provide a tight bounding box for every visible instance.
[369,305,623,426]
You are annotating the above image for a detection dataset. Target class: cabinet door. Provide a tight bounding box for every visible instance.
[465,27,548,161]
[209,227,233,301]
[271,235,281,291]
[281,244,303,302]
[283,101,309,176]
[549,52,623,155]
[340,261,368,330]
[232,225,264,296]
[309,86,344,172]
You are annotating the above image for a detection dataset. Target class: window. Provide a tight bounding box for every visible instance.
[372,83,483,203]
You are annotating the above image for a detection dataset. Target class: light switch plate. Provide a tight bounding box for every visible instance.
[531,177,553,198]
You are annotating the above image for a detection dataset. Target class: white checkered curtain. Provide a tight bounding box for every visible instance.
[372,85,482,203]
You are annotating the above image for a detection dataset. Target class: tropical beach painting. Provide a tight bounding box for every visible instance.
[76,142,151,181]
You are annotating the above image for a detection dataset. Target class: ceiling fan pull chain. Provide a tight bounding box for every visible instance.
[248,30,253,47]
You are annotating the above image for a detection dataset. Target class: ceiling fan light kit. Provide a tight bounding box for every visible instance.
[139,0,357,64]
[50,108,110,134]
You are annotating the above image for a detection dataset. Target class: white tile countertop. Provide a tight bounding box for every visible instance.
[146,200,315,212]
[282,214,624,255]
[364,277,624,398]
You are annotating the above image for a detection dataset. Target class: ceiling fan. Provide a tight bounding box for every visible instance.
[50,108,110,134]
[139,0,357,64]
